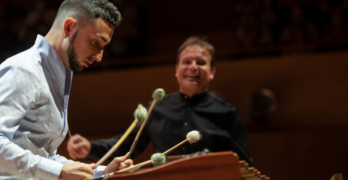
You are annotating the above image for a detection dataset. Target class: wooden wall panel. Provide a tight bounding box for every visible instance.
[212,51,348,129]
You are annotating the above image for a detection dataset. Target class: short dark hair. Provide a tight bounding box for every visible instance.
[177,36,216,67]
[52,0,122,29]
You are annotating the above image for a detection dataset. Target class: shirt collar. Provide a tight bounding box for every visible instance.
[32,35,73,97]
[179,91,209,104]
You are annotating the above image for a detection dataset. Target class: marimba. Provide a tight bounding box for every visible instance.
[239,160,269,180]
[97,151,270,180]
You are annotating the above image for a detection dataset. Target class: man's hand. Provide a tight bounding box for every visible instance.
[104,153,134,174]
[67,134,91,160]
[59,162,94,180]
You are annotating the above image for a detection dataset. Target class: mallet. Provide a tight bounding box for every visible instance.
[151,153,166,167]
[90,153,167,180]
[94,104,147,167]
[117,130,201,173]
[127,88,165,158]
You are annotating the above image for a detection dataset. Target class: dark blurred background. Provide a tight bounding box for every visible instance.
[1,0,348,179]
[3,0,348,67]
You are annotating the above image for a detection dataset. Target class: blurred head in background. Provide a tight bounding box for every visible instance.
[175,36,216,97]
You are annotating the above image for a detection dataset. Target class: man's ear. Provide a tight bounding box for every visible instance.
[63,18,77,38]
[210,67,216,80]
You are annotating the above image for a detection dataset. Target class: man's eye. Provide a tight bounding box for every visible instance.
[93,41,100,47]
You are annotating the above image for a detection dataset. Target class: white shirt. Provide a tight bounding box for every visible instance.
[0,35,105,180]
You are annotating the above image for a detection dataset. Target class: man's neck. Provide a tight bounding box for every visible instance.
[179,88,206,98]
[44,30,69,70]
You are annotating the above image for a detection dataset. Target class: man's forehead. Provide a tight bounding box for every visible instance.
[81,18,114,42]
[180,45,211,59]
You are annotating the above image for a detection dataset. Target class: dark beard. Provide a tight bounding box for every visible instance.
[66,31,81,72]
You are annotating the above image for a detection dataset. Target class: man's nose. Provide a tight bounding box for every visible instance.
[189,61,198,72]
[93,50,103,62]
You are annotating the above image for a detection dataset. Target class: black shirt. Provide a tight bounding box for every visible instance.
[87,91,253,165]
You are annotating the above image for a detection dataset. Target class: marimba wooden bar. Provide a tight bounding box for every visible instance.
[239,160,269,180]
[99,151,270,180]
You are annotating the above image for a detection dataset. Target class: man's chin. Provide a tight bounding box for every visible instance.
[69,65,85,72]
[180,83,200,91]
[76,66,85,72]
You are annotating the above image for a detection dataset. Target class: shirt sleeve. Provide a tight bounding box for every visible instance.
[93,165,106,178]
[226,106,254,166]
[51,150,75,164]
[0,64,63,180]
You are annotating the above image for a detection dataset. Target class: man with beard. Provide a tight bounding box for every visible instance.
[0,0,133,180]
[67,36,253,166]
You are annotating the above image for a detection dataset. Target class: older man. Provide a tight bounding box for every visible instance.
[67,36,253,166]
[0,0,133,180]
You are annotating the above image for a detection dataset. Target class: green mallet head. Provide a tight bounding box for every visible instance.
[151,153,166,167]
[133,104,147,123]
[152,88,165,100]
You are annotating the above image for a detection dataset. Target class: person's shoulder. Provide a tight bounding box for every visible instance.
[208,92,236,112]
[1,48,41,70]
[0,49,43,83]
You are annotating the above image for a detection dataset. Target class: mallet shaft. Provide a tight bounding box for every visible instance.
[162,139,188,155]
[95,119,138,167]
[117,160,152,173]
[128,100,157,158]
